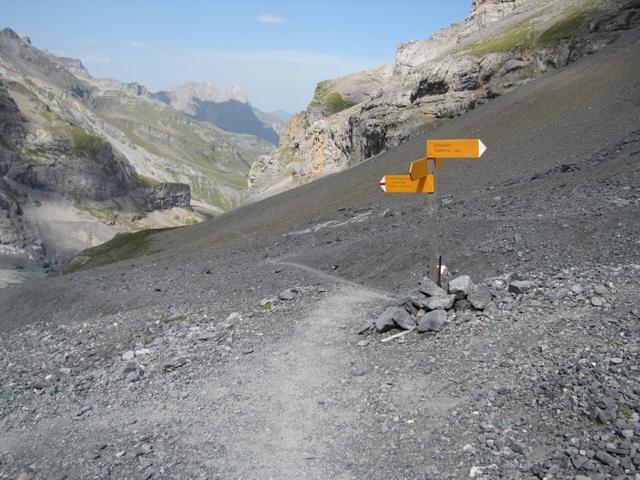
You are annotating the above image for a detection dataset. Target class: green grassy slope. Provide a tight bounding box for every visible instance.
[94,92,272,209]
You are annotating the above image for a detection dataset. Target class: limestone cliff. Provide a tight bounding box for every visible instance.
[247,0,640,201]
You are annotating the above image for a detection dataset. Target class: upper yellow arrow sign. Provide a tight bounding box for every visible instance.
[427,139,487,159]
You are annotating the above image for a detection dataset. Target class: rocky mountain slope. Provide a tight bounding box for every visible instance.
[0,20,638,479]
[0,28,272,269]
[153,81,282,144]
[247,0,640,201]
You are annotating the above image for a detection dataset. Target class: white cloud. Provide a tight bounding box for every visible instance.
[126,41,179,55]
[257,14,287,24]
[127,41,155,50]
[80,53,112,65]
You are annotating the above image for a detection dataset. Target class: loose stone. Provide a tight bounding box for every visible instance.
[417,310,447,333]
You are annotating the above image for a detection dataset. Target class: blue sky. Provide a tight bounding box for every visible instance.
[1,1,470,112]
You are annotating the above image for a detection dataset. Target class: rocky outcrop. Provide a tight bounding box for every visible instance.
[7,140,138,201]
[470,0,519,24]
[0,80,137,200]
[144,183,190,211]
[247,0,640,200]
[247,113,309,197]
[306,65,393,123]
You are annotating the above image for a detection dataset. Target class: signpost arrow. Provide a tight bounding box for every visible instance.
[426,139,487,159]
[379,175,434,193]
[409,158,429,181]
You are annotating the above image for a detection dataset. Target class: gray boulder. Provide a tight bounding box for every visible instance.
[448,275,476,299]
[404,301,419,316]
[385,295,410,308]
[417,310,447,333]
[121,361,144,382]
[418,277,447,297]
[375,308,396,332]
[394,309,418,330]
[375,306,416,332]
[424,295,456,311]
[454,299,472,312]
[594,284,608,295]
[467,285,492,310]
[508,280,536,294]
[408,290,430,309]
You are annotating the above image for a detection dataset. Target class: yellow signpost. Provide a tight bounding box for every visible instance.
[379,174,435,193]
[379,138,487,283]
[426,139,487,159]
[409,158,429,181]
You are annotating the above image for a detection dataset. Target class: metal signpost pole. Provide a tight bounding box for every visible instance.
[427,158,439,283]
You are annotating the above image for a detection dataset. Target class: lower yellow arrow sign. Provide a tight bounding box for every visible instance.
[379,175,435,193]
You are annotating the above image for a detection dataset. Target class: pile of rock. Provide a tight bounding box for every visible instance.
[374,274,499,334]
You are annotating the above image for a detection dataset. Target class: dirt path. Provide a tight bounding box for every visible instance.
[189,284,385,478]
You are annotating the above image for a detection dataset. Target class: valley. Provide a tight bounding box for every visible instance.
[0,29,278,270]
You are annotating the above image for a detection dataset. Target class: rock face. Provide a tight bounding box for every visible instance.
[247,0,640,200]
[145,184,191,211]
[470,0,519,24]
[305,66,393,123]
[0,88,138,201]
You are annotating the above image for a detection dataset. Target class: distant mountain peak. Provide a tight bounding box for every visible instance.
[154,82,280,144]
[166,81,248,105]
[0,27,31,46]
